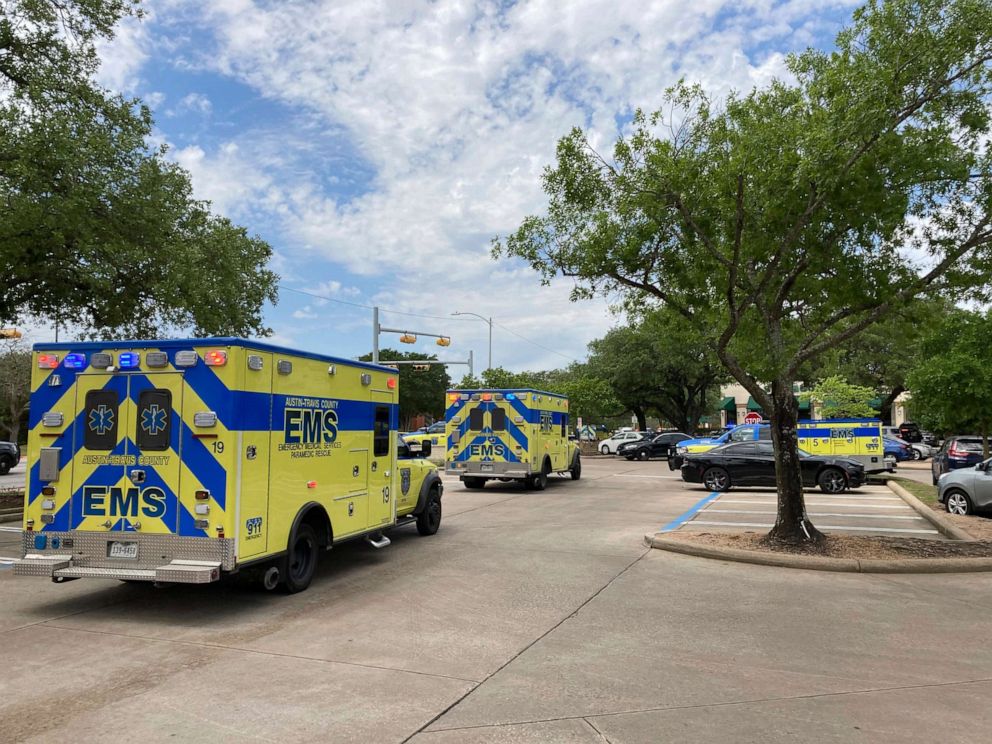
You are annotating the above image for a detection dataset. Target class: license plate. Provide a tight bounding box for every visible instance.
[108,541,138,559]
[480,463,494,472]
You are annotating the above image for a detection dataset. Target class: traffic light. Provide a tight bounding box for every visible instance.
[399,334,417,344]
[0,328,21,339]
[436,336,451,347]
[412,364,431,372]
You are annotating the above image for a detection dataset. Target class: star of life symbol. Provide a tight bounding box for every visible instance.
[89,404,115,435]
[141,404,167,436]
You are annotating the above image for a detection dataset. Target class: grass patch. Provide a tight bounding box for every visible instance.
[885,476,938,505]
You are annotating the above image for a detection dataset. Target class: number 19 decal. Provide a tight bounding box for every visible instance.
[212,441,225,454]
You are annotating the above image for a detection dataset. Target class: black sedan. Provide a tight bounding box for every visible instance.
[618,432,691,461]
[680,441,865,493]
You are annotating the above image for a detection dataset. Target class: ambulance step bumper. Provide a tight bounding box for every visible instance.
[14,555,222,584]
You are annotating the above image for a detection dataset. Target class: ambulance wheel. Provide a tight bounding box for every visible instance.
[533,461,550,491]
[282,523,318,594]
[417,487,442,536]
[570,456,581,480]
[463,477,486,489]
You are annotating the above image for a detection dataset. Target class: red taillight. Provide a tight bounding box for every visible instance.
[949,443,969,458]
[387,378,397,390]
[38,354,59,369]
[204,350,227,366]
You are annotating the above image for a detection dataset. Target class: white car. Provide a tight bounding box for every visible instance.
[599,431,649,455]
[883,428,932,460]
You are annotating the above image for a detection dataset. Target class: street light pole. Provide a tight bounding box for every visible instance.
[452,312,492,371]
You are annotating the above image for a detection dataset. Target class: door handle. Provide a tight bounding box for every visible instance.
[129,469,146,484]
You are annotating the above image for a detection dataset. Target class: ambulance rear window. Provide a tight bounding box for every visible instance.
[469,408,485,430]
[136,389,172,451]
[83,390,119,451]
[374,405,390,456]
[491,407,506,431]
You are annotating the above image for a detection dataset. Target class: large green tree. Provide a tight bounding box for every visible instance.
[587,309,726,434]
[907,310,992,457]
[0,343,30,444]
[1,0,278,337]
[497,0,992,543]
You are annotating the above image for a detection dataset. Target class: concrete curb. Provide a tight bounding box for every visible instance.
[644,533,992,573]
[886,480,974,542]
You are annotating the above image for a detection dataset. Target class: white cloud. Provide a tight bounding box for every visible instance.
[133,0,858,368]
[177,92,212,115]
[95,13,151,93]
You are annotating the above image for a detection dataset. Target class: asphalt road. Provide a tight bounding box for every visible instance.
[2,457,991,743]
[0,458,26,492]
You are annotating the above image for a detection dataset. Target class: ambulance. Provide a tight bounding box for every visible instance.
[670,419,886,473]
[445,389,581,489]
[14,339,443,593]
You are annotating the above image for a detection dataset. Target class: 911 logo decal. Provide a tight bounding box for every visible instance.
[245,516,263,539]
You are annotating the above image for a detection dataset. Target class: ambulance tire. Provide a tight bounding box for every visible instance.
[570,455,581,480]
[416,487,442,536]
[281,523,318,594]
[463,477,486,489]
[532,460,550,491]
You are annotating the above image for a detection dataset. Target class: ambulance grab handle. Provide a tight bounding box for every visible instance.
[129,469,146,484]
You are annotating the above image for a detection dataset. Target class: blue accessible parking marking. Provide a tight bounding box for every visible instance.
[659,491,721,533]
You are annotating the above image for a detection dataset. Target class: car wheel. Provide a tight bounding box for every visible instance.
[281,523,318,594]
[0,458,10,476]
[911,448,922,461]
[703,467,730,492]
[638,450,649,461]
[570,455,581,481]
[416,487,442,536]
[818,467,848,494]
[463,477,485,490]
[599,444,610,455]
[945,490,973,516]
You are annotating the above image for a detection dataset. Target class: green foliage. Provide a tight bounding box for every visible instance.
[0,343,31,443]
[0,0,278,337]
[495,0,992,540]
[806,376,878,419]
[906,310,992,455]
[361,349,451,429]
[586,308,727,434]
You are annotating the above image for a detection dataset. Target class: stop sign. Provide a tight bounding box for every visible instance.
[743,411,762,424]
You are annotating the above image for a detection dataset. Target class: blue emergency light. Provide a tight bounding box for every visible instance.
[63,353,87,369]
[118,352,140,369]
[506,394,516,400]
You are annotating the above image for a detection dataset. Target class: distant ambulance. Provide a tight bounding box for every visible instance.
[15,339,443,592]
[445,389,580,490]
[671,419,886,473]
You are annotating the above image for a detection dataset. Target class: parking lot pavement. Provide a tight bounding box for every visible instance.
[3,457,992,743]
[668,484,942,538]
[0,458,26,491]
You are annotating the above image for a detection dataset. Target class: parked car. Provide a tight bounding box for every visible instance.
[619,432,691,460]
[680,441,865,493]
[921,430,940,447]
[883,436,912,462]
[0,441,20,475]
[931,436,988,484]
[897,421,923,443]
[937,458,992,515]
[599,431,650,455]
[882,428,932,460]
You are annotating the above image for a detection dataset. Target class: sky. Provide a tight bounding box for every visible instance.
[81,0,858,374]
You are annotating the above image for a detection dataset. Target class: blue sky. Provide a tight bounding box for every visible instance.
[78,0,858,374]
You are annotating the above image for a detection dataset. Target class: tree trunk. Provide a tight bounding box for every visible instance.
[632,406,647,431]
[878,385,904,426]
[7,420,19,445]
[766,378,824,544]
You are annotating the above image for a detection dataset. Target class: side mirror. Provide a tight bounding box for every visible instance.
[420,440,432,458]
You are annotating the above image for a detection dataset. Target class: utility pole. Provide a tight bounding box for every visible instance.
[451,312,492,371]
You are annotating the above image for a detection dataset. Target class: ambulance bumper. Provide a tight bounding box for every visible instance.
[15,531,236,584]
[446,462,532,478]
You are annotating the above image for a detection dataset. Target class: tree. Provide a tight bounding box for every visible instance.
[360,349,451,429]
[906,311,992,457]
[805,376,878,420]
[587,309,726,434]
[822,301,948,423]
[497,0,992,543]
[0,344,30,443]
[1,0,278,337]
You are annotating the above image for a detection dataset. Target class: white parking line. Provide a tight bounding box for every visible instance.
[716,500,908,509]
[0,526,22,533]
[612,474,682,479]
[688,521,938,535]
[704,510,928,521]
